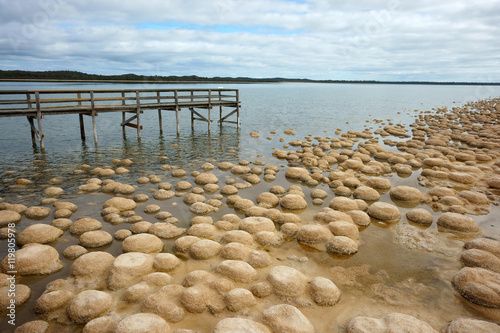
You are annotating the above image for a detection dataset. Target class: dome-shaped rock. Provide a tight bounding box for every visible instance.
[1,244,62,275]
[262,304,314,333]
[17,223,63,246]
[67,290,112,324]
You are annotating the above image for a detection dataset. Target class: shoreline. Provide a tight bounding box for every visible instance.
[2,79,500,86]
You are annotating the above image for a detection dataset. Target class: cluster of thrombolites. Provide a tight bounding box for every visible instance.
[0,98,500,332]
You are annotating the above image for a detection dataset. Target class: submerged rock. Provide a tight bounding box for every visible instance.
[17,223,63,245]
[214,260,257,283]
[367,202,401,221]
[69,217,102,235]
[390,185,423,202]
[267,266,307,297]
[79,230,113,248]
[437,212,480,233]
[213,317,271,333]
[464,238,500,258]
[1,244,62,276]
[346,313,438,333]
[122,233,164,253]
[24,206,51,220]
[67,290,112,324]
[0,210,21,227]
[406,208,433,225]
[444,318,500,333]
[309,277,341,306]
[262,304,314,333]
[108,252,154,290]
[224,288,256,312]
[453,267,500,308]
[115,313,170,333]
[70,251,115,290]
[326,236,358,255]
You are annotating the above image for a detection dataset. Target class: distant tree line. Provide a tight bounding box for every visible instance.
[0,69,498,85]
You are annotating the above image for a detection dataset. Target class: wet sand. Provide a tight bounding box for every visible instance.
[1,98,500,332]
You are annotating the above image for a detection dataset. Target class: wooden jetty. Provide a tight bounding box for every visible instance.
[0,88,240,149]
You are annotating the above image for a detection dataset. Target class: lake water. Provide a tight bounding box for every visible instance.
[1,81,499,332]
[1,81,498,199]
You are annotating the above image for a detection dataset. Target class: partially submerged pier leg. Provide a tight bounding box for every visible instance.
[236,90,240,128]
[79,114,86,141]
[26,116,37,147]
[158,110,163,135]
[176,108,180,136]
[92,113,97,145]
[190,108,194,131]
[35,92,45,150]
[122,112,126,136]
[136,91,141,139]
[208,107,212,132]
[90,91,98,145]
[157,92,163,135]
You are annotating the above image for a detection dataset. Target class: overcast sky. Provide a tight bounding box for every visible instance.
[1,0,499,81]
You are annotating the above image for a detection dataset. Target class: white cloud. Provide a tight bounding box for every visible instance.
[0,0,499,81]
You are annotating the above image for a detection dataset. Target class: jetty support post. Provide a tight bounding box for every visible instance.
[27,116,37,147]
[219,90,222,125]
[174,90,180,136]
[136,91,141,139]
[157,91,163,135]
[77,93,85,141]
[25,93,36,146]
[90,91,98,145]
[208,89,212,132]
[121,92,126,136]
[190,91,194,130]
[236,90,240,128]
[34,91,45,150]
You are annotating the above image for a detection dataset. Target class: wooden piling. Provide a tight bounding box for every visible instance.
[190,91,194,130]
[236,90,240,128]
[77,93,85,140]
[79,114,85,140]
[34,92,45,150]
[136,91,141,139]
[208,90,212,132]
[90,91,97,145]
[157,91,163,135]
[174,90,180,136]
[121,92,126,136]
[27,116,37,146]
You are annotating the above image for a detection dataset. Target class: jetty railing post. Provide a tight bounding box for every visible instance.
[236,89,240,128]
[174,90,180,136]
[208,89,212,132]
[26,93,36,146]
[90,91,98,145]
[157,91,163,135]
[190,91,194,130]
[136,91,141,139]
[35,91,45,150]
[77,92,85,141]
[121,92,126,136]
[219,90,222,125]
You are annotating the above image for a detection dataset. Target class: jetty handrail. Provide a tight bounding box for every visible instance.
[0,88,239,116]
[0,87,240,150]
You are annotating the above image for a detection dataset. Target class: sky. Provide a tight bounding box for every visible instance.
[0,0,499,82]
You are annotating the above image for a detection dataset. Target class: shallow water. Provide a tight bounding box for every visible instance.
[1,82,500,332]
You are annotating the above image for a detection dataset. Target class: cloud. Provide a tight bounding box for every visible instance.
[0,0,499,81]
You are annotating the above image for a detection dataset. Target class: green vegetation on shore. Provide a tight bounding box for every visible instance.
[0,69,499,85]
